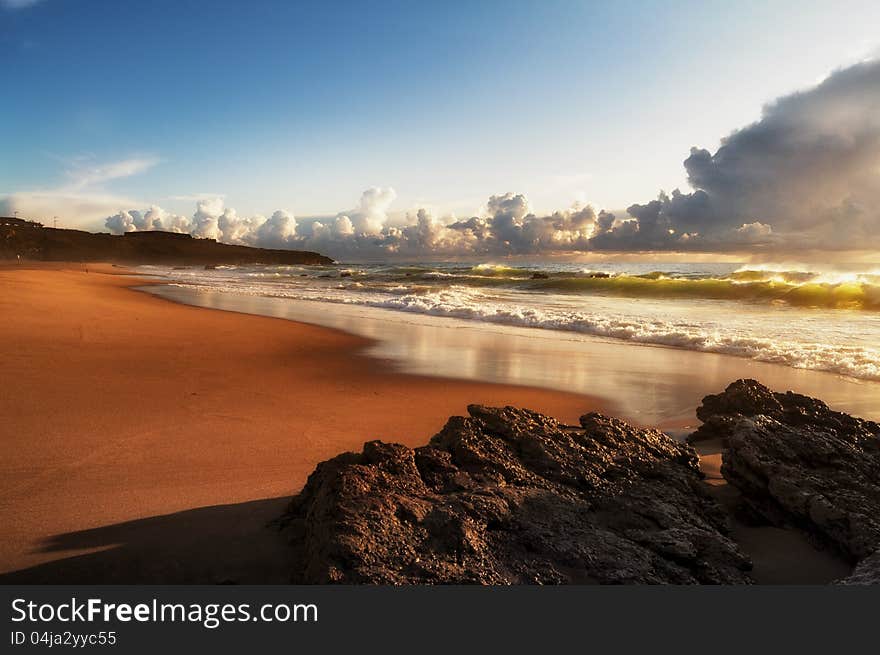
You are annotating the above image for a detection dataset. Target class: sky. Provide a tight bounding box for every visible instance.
[1,0,879,259]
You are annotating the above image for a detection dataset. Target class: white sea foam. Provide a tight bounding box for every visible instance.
[154,265,880,381]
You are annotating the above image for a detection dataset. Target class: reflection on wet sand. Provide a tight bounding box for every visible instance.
[147,285,880,427]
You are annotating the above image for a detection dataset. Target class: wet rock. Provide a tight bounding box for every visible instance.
[280,405,752,584]
[840,550,880,585]
[530,272,550,279]
[691,379,880,563]
[688,378,875,446]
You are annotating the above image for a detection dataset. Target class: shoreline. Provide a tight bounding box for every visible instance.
[144,279,880,427]
[0,262,863,584]
[0,263,606,580]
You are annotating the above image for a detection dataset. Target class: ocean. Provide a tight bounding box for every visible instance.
[142,261,880,382]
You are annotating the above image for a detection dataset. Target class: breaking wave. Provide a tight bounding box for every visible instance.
[366,290,880,380]
[146,261,880,381]
[357,265,880,311]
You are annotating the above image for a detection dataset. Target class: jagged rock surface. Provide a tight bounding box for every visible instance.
[692,380,880,563]
[280,405,752,584]
[839,550,880,584]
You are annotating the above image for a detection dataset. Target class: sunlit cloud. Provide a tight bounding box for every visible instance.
[0,155,158,228]
[0,190,141,227]
[8,58,880,258]
[102,58,880,258]
[593,58,880,252]
[64,155,160,190]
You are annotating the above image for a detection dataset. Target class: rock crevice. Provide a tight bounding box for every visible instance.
[689,379,880,583]
[281,405,752,584]
[280,381,880,585]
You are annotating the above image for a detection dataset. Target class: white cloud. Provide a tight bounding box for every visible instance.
[16,58,880,257]
[735,222,773,241]
[597,58,880,251]
[344,187,397,234]
[256,210,297,248]
[1,190,141,229]
[104,189,607,258]
[65,156,160,190]
[0,154,160,229]
[104,205,192,235]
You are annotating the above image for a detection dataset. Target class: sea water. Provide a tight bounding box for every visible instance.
[139,261,880,425]
[143,261,880,381]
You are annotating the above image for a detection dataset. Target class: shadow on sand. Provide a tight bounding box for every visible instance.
[0,497,294,584]
[1,490,852,585]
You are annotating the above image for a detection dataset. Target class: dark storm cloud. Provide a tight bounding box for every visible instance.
[593,59,880,251]
[102,59,880,257]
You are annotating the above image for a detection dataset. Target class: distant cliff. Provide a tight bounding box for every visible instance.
[0,217,334,265]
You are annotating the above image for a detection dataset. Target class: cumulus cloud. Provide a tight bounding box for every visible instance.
[91,58,880,258]
[105,188,606,259]
[344,187,397,234]
[103,197,304,250]
[733,221,773,242]
[104,204,192,235]
[103,210,138,234]
[256,210,297,247]
[595,58,880,251]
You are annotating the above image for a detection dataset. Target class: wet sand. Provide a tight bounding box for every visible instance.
[0,263,605,581]
[694,439,851,584]
[149,285,880,428]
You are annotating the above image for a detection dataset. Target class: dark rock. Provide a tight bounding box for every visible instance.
[840,550,880,585]
[340,271,352,277]
[280,405,752,584]
[690,379,880,563]
[530,272,550,279]
[688,378,877,445]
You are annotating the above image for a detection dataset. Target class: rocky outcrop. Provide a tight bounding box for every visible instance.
[688,378,878,446]
[280,405,752,584]
[691,380,880,565]
[840,550,880,585]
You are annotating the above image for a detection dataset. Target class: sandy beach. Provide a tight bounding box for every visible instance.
[693,439,850,584]
[0,263,864,584]
[0,263,603,582]
[5,7,880,648]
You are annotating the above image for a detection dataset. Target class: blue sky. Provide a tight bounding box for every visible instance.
[2,0,880,245]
